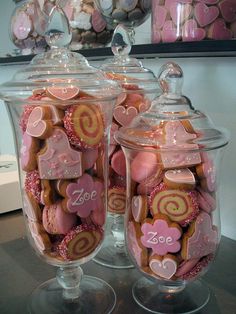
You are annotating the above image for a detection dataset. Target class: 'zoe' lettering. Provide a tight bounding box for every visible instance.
[72,189,97,206]
[147,232,173,245]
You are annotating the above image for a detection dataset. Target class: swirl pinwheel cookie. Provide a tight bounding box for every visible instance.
[150,183,199,227]
[64,104,104,148]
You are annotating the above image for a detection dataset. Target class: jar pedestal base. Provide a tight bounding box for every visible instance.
[28,276,116,314]
[132,277,210,314]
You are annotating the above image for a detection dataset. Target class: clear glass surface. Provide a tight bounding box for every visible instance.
[116,62,229,313]
[0,5,121,313]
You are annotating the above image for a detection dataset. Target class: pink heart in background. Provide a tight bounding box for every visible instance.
[219,0,236,23]
[194,3,219,27]
[113,106,138,126]
[165,0,193,11]
[182,19,206,41]
[161,20,179,42]
[208,18,232,39]
[170,3,193,25]
[153,5,168,28]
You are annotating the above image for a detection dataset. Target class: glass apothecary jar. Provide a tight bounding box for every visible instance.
[10,0,49,55]
[1,6,121,314]
[116,62,229,314]
[58,0,113,50]
[152,0,235,43]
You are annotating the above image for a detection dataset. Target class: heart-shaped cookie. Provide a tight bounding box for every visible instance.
[194,3,219,27]
[161,20,179,42]
[153,5,168,29]
[47,86,79,101]
[182,19,206,41]
[26,106,52,139]
[149,255,177,279]
[164,168,196,190]
[219,0,236,23]
[208,18,232,39]
[113,105,138,126]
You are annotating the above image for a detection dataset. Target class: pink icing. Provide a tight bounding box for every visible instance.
[175,257,200,277]
[110,122,119,145]
[20,132,37,171]
[219,0,236,23]
[149,257,177,280]
[127,221,145,267]
[132,195,146,222]
[131,151,158,183]
[181,254,214,280]
[161,20,179,42]
[65,173,104,217]
[111,149,126,177]
[160,121,201,168]
[38,128,82,179]
[208,18,232,39]
[26,106,50,138]
[42,202,77,235]
[197,188,216,213]
[201,154,216,192]
[164,168,195,185]
[91,204,105,226]
[153,5,168,29]
[113,106,138,127]
[165,0,193,10]
[23,193,41,221]
[182,19,206,41]
[141,219,182,255]
[47,86,80,101]
[185,211,218,259]
[194,3,219,27]
[92,9,106,33]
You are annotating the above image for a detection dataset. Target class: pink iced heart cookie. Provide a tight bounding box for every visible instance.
[219,0,236,23]
[63,173,104,217]
[131,151,158,183]
[131,195,148,222]
[182,19,206,41]
[163,168,196,190]
[153,5,168,29]
[170,3,193,25]
[38,128,83,179]
[182,211,218,260]
[111,149,126,176]
[194,3,219,26]
[152,29,162,43]
[26,106,52,139]
[113,105,138,126]
[149,255,178,279]
[161,20,179,42]
[208,18,232,39]
[196,153,216,192]
[20,132,39,172]
[46,86,79,101]
[141,216,182,255]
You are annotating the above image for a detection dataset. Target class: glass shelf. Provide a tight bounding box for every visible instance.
[0,40,236,64]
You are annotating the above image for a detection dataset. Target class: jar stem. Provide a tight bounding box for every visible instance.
[110,214,125,249]
[56,266,83,301]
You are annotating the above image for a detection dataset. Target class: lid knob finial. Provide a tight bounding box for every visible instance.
[111,24,134,61]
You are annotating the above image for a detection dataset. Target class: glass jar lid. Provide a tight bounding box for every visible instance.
[116,62,229,151]
[99,25,159,93]
[0,5,120,102]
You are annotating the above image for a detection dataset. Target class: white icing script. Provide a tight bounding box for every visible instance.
[147,232,173,245]
[72,189,97,206]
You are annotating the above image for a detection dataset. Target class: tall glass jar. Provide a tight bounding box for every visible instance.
[152,0,235,43]
[10,0,49,55]
[1,5,121,314]
[116,62,229,314]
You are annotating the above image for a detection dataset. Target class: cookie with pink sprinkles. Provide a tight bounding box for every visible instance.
[24,170,42,203]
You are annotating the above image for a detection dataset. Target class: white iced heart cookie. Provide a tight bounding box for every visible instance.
[149,255,177,279]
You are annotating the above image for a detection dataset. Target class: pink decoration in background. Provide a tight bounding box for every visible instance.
[194,3,219,27]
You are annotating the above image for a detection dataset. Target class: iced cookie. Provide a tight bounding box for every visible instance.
[163,168,196,190]
[131,195,148,222]
[26,106,53,139]
[149,254,178,280]
[140,214,182,255]
[25,170,42,203]
[20,132,40,172]
[131,151,159,183]
[150,183,199,226]
[181,211,218,260]
[38,127,83,180]
[62,173,104,218]
[64,104,104,148]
